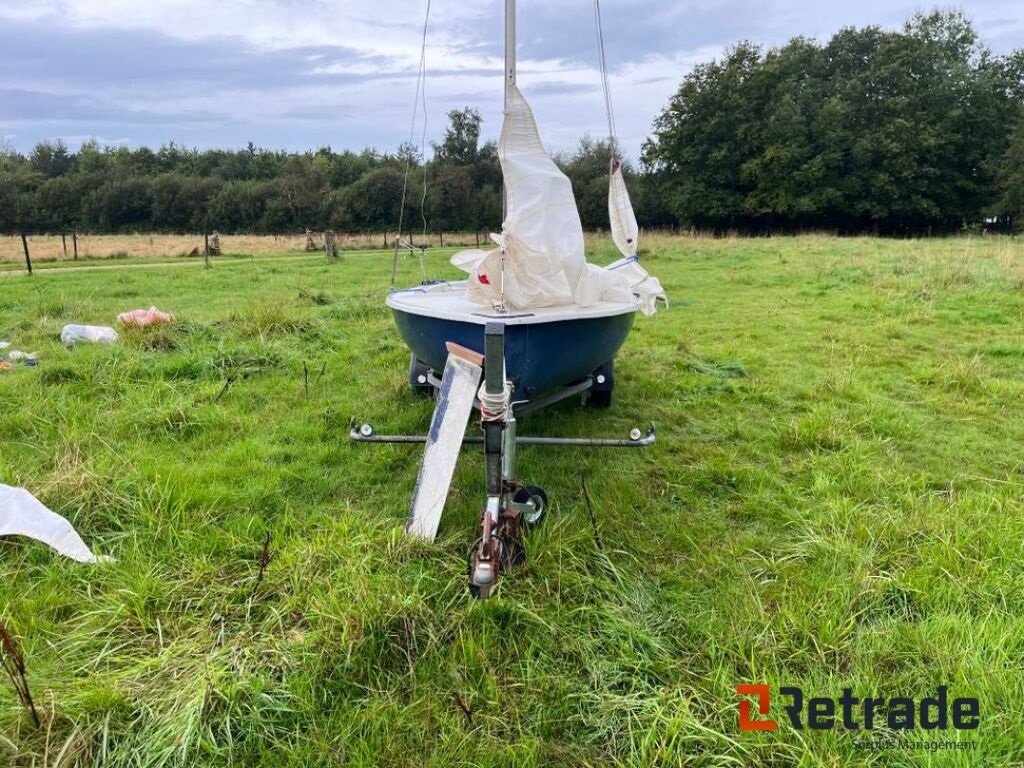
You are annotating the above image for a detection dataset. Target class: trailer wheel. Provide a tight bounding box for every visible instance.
[587,360,614,408]
[408,354,434,397]
[513,485,548,528]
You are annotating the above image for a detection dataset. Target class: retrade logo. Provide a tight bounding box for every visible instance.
[735,685,979,732]
[736,684,778,731]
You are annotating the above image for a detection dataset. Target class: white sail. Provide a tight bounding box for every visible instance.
[452,85,632,310]
[609,159,639,258]
[604,257,667,316]
[604,160,667,316]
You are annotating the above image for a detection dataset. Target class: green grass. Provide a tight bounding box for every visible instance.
[2,234,1024,766]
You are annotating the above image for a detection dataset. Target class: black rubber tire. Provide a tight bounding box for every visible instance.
[588,359,614,408]
[513,485,548,528]
[408,354,434,397]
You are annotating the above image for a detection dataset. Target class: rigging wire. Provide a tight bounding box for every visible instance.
[592,0,619,162]
[417,67,429,282]
[391,0,432,288]
[594,0,638,257]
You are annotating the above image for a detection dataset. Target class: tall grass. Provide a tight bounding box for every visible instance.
[1,235,1023,766]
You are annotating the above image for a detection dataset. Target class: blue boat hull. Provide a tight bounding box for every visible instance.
[391,308,636,397]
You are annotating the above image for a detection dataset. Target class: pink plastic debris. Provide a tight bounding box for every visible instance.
[118,307,175,327]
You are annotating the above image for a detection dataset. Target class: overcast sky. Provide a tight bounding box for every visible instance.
[1,0,1021,160]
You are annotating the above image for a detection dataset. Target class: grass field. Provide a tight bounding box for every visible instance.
[1,233,488,264]
[1,234,1024,766]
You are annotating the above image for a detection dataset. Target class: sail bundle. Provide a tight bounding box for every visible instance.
[452,85,666,315]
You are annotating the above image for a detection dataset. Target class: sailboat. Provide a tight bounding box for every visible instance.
[360,0,666,597]
[386,0,665,405]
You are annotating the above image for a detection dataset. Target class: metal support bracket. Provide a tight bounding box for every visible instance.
[351,421,656,447]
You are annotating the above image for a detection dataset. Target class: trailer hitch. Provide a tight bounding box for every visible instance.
[354,327,657,598]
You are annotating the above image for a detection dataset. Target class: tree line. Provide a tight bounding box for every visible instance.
[0,113,657,237]
[1,10,1022,237]
[643,11,1024,233]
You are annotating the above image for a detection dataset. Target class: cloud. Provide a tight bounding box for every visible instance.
[0,0,1020,159]
[0,21,392,92]
[0,88,223,125]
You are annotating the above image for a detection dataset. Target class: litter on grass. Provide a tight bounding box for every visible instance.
[0,342,40,368]
[118,307,174,327]
[61,324,119,345]
[0,352,38,371]
[0,484,109,563]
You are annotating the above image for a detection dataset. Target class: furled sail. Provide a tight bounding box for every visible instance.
[452,85,633,310]
[603,159,667,316]
[609,159,638,258]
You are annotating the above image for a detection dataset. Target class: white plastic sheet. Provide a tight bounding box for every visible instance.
[0,484,105,563]
[60,324,119,345]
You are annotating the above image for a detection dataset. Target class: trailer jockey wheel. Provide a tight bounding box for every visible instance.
[408,354,434,398]
[587,360,614,408]
[513,485,548,528]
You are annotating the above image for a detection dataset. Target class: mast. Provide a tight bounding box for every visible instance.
[505,0,516,103]
[501,0,515,226]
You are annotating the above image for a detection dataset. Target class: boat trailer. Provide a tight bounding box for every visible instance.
[352,323,655,598]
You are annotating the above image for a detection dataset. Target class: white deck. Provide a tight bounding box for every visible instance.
[386,281,638,325]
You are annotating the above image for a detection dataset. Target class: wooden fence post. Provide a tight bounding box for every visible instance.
[204,228,211,269]
[62,232,68,259]
[72,231,79,260]
[20,233,32,275]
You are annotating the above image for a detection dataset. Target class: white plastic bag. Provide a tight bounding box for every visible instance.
[61,324,119,346]
[0,484,107,563]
